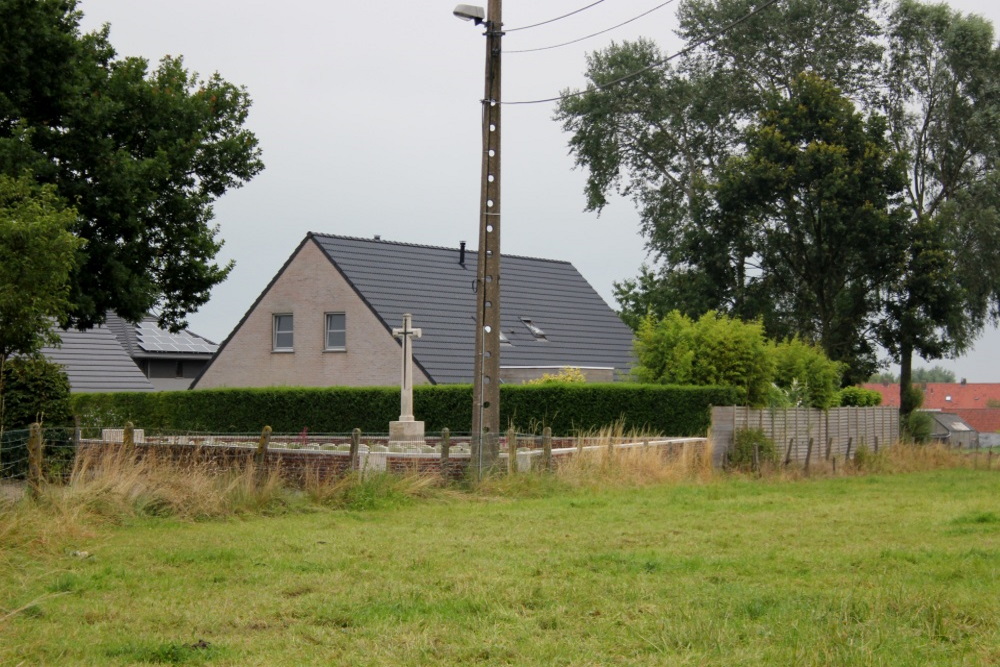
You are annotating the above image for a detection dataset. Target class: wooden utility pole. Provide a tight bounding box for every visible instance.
[471,0,503,477]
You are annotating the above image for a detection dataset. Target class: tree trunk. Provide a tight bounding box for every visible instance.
[899,340,914,418]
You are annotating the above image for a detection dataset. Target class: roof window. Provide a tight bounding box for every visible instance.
[520,317,547,341]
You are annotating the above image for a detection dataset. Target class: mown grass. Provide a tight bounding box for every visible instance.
[1,442,998,665]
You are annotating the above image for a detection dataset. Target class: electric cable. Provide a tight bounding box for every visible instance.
[506,0,678,54]
[502,0,780,105]
[504,0,608,32]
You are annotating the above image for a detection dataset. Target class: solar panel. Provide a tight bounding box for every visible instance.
[136,322,217,354]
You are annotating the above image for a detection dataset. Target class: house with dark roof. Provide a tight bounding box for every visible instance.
[41,315,218,393]
[193,233,635,389]
[104,314,217,391]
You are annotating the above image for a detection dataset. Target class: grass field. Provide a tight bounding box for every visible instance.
[2,453,999,664]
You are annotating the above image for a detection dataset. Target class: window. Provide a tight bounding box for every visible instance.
[325,313,346,350]
[520,317,547,340]
[273,314,293,351]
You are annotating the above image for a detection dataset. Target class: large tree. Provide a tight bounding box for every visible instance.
[878,0,1000,413]
[557,0,1000,401]
[0,0,264,331]
[715,73,909,383]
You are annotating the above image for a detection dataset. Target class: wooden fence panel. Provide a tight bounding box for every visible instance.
[711,406,899,467]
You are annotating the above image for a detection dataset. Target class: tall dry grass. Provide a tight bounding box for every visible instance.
[554,422,714,488]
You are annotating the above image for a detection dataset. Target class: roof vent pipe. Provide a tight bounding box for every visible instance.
[459,241,466,266]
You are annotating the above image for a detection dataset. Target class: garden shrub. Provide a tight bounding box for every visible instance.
[1,356,73,429]
[836,386,883,407]
[729,428,777,470]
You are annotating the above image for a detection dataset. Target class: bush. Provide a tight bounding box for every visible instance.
[729,428,777,470]
[836,386,883,407]
[1,356,73,430]
[634,311,773,406]
[906,411,934,444]
[72,384,742,436]
[771,338,843,408]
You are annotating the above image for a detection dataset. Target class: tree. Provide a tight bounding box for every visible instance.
[556,0,889,379]
[558,0,1000,407]
[0,174,81,431]
[0,0,263,331]
[0,175,81,362]
[716,73,909,382]
[879,0,1000,414]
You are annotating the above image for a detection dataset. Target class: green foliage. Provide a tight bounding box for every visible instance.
[71,384,741,436]
[901,383,924,416]
[912,366,957,383]
[0,175,82,362]
[634,310,773,406]
[524,367,587,385]
[559,0,1000,396]
[635,310,842,408]
[906,411,934,444]
[1,356,72,430]
[729,428,777,470]
[0,0,264,330]
[716,73,908,384]
[836,386,883,407]
[771,337,843,409]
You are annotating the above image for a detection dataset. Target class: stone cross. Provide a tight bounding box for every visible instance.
[392,313,422,421]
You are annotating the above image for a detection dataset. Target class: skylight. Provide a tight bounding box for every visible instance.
[520,317,547,340]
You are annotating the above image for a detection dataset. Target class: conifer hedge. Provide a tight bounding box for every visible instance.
[71,384,740,436]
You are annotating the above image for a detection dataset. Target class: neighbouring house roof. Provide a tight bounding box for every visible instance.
[40,315,218,393]
[926,411,976,436]
[104,313,217,361]
[41,326,155,393]
[952,409,1000,434]
[862,383,1000,410]
[310,233,635,384]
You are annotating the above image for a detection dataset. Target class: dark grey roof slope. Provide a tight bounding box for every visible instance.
[42,327,155,393]
[105,313,217,360]
[312,233,635,384]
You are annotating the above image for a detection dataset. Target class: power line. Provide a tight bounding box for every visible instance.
[504,0,608,32]
[502,0,781,106]
[506,0,679,54]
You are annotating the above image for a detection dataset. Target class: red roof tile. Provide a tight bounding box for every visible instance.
[862,383,1000,410]
[953,409,1000,434]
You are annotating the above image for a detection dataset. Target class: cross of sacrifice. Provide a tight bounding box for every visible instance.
[392,313,422,422]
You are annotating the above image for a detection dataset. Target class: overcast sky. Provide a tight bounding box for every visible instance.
[77,0,1000,382]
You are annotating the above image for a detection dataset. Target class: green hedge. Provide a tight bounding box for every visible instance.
[71,384,741,436]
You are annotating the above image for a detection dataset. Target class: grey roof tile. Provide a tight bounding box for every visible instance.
[42,327,156,393]
[312,234,635,384]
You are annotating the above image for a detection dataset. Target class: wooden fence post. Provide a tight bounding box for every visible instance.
[28,423,44,498]
[825,437,833,461]
[350,428,361,472]
[845,437,853,462]
[784,438,794,466]
[123,421,135,453]
[507,426,517,475]
[255,425,272,466]
[440,427,451,463]
[542,427,552,472]
[804,437,814,474]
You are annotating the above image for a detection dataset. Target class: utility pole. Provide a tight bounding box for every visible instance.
[470,0,502,477]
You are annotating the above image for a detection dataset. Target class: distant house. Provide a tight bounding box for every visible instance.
[863,382,1000,443]
[193,233,635,389]
[925,411,979,448]
[41,315,218,392]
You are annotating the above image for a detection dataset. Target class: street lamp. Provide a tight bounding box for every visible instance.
[455,1,502,477]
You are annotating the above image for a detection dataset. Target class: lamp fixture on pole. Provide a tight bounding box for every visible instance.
[454,1,502,477]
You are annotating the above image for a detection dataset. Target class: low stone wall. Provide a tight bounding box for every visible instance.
[76,435,708,483]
